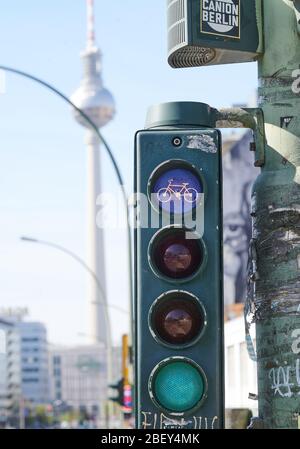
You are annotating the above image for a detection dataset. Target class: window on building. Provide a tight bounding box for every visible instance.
[53,368,61,377]
[227,343,236,406]
[22,368,39,373]
[92,404,99,415]
[227,345,235,389]
[22,337,39,343]
[53,356,61,365]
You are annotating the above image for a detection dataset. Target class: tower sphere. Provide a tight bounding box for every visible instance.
[71,82,115,129]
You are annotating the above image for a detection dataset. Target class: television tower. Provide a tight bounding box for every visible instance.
[71,0,115,345]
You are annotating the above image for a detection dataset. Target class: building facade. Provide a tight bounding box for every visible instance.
[0,319,12,425]
[0,323,6,423]
[222,128,258,416]
[49,344,121,422]
[5,324,22,425]
[223,130,258,307]
[0,316,50,411]
[225,316,257,414]
[17,322,49,405]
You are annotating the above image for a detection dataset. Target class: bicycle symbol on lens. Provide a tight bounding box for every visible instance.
[157,179,198,204]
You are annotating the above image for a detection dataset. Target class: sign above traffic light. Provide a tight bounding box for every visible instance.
[134,102,224,429]
[201,0,241,39]
[167,0,263,68]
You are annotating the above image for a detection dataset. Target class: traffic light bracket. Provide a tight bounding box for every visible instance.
[215,107,265,167]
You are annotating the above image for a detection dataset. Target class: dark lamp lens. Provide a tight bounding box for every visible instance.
[151,294,206,346]
[164,309,193,339]
[152,229,203,280]
[163,243,192,274]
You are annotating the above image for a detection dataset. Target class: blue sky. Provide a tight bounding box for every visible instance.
[0,1,258,346]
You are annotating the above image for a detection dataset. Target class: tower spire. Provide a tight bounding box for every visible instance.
[86,0,96,49]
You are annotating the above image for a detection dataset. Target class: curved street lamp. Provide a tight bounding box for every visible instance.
[0,64,133,347]
[20,236,128,316]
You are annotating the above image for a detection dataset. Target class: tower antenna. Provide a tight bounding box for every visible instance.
[87,0,96,49]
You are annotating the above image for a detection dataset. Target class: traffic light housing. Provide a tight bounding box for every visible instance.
[109,378,124,406]
[134,102,224,429]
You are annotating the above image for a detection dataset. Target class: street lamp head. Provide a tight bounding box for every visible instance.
[20,236,38,243]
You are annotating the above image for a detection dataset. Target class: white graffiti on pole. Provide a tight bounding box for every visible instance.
[268,329,300,398]
[140,412,219,429]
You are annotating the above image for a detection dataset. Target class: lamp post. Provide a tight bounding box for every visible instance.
[20,235,121,428]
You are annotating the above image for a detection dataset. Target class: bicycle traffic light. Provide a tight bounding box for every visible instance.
[134,102,224,429]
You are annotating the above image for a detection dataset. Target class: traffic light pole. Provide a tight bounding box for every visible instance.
[213,0,300,429]
[249,0,300,429]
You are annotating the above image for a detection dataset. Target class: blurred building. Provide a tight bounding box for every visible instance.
[222,129,258,414]
[0,313,50,412]
[49,344,121,421]
[225,316,257,414]
[0,318,21,425]
[223,130,258,309]
[0,319,13,425]
[17,321,49,405]
[0,322,6,423]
